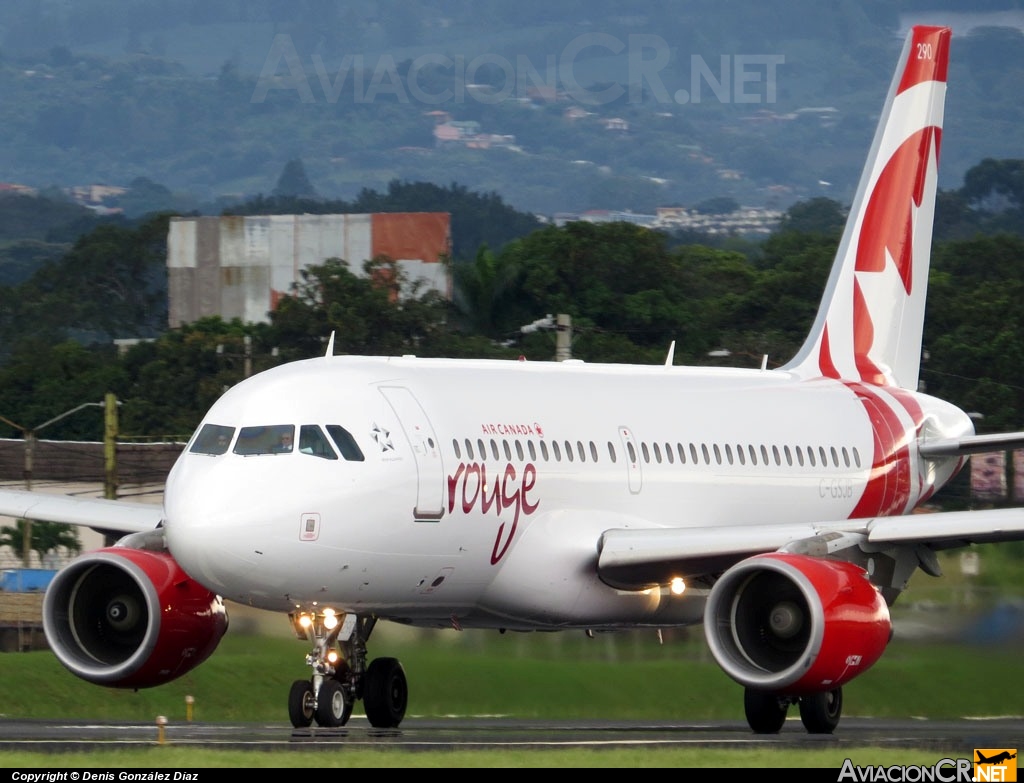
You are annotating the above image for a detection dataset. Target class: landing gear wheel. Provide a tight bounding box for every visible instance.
[315,677,353,727]
[288,679,314,728]
[744,688,788,734]
[363,657,408,728]
[799,688,842,734]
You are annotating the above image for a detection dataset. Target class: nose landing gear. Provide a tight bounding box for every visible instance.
[286,610,408,729]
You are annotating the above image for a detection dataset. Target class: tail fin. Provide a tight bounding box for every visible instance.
[782,26,951,390]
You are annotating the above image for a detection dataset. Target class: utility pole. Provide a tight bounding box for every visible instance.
[104,392,118,500]
[555,313,572,361]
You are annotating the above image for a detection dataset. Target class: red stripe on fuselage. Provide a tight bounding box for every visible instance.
[846,382,925,518]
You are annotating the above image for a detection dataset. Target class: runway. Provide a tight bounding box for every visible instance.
[0,716,1019,754]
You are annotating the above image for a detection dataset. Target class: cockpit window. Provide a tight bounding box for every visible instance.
[189,424,235,455]
[299,425,338,460]
[326,425,365,462]
[234,425,295,455]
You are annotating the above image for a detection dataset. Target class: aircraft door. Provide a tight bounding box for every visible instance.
[618,426,643,494]
[379,386,445,521]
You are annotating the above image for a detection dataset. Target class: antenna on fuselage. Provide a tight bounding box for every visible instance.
[325,332,335,358]
[664,341,676,367]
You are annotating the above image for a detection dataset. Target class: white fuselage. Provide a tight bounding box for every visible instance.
[162,355,972,629]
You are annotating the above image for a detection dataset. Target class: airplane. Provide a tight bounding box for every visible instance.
[977,752,1017,765]
[2,24,1024,736]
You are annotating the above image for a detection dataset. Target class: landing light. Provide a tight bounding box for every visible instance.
[670,577,686,595]
[323,608,339,630]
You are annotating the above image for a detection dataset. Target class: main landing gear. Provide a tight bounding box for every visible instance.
[286,611,408,729]
[743,686,843,735]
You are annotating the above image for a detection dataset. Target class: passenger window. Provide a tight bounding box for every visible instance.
[853,448,862,468]
[807,447,816,467]
[299,425,339,460]
[795,446,804,467]
[626,442,636,463]
[590,442,599,462]
[528,441,537,461]
[516,441,525,461]
[748,445,758,466]
[553,441,562,461]
[541,441,550,461]
[653,443,662,463]
[701,444,710,464]
[465,438,475,460]
[608,442,617,463]
[665,443,674,464]
[490,439,499,460]
[724,444,733,465]
[453,439,461,459]
[566,441,575,462]
[503,440,512,460]
[641,442,650,463]
[713,444,722,465]
[830,446,839,466]
[842,447,851,468]
[325,425,365,461]
[677,444,686,464]
[190,424,235,455]
[577,441,586,462]
[478,439,487,460]
[784,445,792,466]
[736,445,745,466]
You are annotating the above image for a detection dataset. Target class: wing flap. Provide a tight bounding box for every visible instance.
[0,489,164,535]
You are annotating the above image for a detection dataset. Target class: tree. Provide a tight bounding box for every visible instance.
[449,244,520,338]
[272,158,318,199]
[0,519,81,567]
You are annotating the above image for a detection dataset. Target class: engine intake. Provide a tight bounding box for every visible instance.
[43,547,228,689]
[704,553,891,694]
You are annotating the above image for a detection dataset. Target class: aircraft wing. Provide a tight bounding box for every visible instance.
[0,488,164,535]
[597,508,1024,590]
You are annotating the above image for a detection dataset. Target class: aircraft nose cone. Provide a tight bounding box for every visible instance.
[163,460,273,593]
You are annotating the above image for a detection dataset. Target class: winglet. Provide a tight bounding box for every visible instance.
[664,341,676,367]
[781,26,951,390]
[325,331,335,358]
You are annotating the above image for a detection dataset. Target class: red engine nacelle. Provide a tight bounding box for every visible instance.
[42,547,228,689]
[703,553,891,694]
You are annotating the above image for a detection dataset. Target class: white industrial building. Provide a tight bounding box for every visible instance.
[167,213,452,326]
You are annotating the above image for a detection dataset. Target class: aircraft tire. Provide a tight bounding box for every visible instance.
[743,688,788,734]
[288,679,315,728]
[315,677,353,727]
[799,688,842,734]
[363,657,408,728]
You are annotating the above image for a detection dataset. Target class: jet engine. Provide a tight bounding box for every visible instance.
[703,553,891,694]
[43,547,228,689]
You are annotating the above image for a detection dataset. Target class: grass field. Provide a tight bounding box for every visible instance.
[0,608,1020,768]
